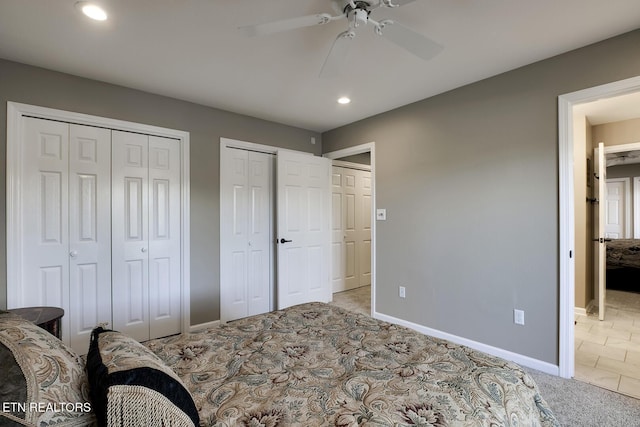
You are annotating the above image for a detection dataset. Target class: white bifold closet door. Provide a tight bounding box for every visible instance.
[111,131,182,342]
[220,147,273,322]
[19,118,112,352]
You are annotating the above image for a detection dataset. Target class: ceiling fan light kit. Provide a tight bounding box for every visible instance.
[240,0,442,78]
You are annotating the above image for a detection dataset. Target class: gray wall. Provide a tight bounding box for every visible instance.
[0,58,321,325]
[322,29,640,365]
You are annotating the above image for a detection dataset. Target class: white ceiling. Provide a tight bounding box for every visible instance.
[576,91,640,126]
[1,0,640,132]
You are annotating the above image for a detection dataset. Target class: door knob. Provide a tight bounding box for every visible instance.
[141,247,148,253]
[280,238,292,244]
[69,250,78,258]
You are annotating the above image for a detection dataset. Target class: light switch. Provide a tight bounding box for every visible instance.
[376,209,387,221]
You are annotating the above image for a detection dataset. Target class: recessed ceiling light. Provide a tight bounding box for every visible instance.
[76,2,108,21]
[337,97,351,105]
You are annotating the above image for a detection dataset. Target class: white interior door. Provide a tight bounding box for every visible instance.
[112,131,150,341]
[68,124,112,352]
[358,170,372,287]
[148,136,182,339]
[594,142,607,321]
[343,168,359,290]
[605,179,630,239]
[220,147,273,322]
[277,151,331,309]
[605,180,625,238]
[331,165,372,293]
[331,168,345,292]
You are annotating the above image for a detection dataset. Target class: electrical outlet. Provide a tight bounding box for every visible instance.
[514,309,525,325]
[399,286,406,298]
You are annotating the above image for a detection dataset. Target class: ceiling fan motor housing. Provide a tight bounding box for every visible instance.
[334,0,373,14]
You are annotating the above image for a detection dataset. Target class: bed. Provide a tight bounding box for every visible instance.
[1,304,559,426]
[606,239,640,293]
[606,239,640,269]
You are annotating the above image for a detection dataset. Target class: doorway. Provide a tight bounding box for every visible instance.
[559,76,640,385]
[324,143,376,316]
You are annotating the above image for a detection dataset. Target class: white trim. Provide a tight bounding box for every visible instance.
[189,320,220,332]
[558,75,640,379]
[374,311,559,375]
[220,137,280,154]
[331,160,371,172]
[605,177,632,238]
[574,307,587,317]
[6,101,191,333]
[323,143,376,317]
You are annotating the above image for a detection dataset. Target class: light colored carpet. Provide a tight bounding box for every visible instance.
[525,367,640,426]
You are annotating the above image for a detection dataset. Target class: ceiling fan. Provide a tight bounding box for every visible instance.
[239,0,443,78]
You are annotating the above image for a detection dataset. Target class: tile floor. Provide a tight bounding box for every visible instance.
[575,290,640,399]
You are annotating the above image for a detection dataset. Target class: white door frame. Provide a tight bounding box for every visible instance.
[323,143,376,316]
[6,102,191,334]
[558,76,640,378]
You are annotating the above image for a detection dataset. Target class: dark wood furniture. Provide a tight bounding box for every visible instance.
[7,306,64,339]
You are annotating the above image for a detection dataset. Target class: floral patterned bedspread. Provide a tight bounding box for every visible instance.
[144,303,559,427]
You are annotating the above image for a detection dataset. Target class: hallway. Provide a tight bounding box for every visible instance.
[575,290,640,399]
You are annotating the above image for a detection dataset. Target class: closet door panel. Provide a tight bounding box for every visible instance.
[20,118,70,314]
[221,149,250,322]
[220,147,273,322]
[68,124,112,352]
[148,136,182,339]
[331,167,345,292]
[247,152,272,316]
[112,131,150,342]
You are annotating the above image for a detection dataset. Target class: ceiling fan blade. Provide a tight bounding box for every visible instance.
[320,30,355,78]
[240,13,334,37]
[377,20,442,60]
[380,0,418,7]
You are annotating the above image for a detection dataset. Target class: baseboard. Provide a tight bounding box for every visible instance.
[574,306,587,317]
[189,319,220,332]
[586,299,596,314]
[373,311,559,376]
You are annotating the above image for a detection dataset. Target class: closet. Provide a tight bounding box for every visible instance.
[111,131,182,342]
[219,138,332,323]
[8,105,187,354]
[219,147,274,322]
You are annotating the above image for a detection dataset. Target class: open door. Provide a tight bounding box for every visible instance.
[594,142,607,321]
[277,150,331,309]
